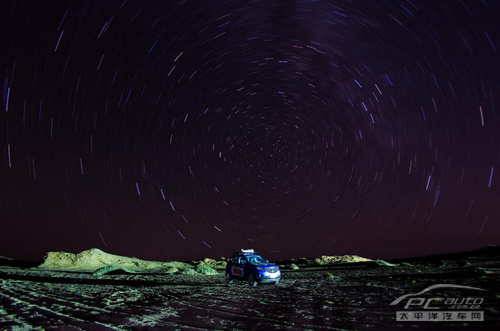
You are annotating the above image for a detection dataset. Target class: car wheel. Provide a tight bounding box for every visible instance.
[248,274,257,287]
[225,272,233,285]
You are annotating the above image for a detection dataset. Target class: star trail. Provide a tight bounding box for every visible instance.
[1,0,499,262]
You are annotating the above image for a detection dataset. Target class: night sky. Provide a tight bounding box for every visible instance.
[1,0,499,263]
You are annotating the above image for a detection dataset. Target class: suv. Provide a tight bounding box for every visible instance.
[225,249,281,286]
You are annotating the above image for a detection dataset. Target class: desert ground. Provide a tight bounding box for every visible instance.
[0,247,499,330]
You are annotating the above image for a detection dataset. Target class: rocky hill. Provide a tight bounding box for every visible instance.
[37,248,221,275]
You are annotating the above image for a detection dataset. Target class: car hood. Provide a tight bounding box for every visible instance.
[252,263,279,268]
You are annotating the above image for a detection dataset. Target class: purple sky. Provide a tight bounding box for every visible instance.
[1,0,499,262]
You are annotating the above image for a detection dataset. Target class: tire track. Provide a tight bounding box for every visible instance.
[2,281,114,315]
[1,273,356,330]
[0,284,125,330]
[2,280,193,330]
[161,289,335,329]
[0,305,42,330]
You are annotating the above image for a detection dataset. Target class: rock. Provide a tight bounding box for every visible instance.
[375,259,397,267]
[181,268,197,275]
[38,248,190,273]
[323,273,335,279]
[195,264,218,275]
[165,267,179,275]
[94,265,135,275]
[192,258,227,270]
[314,255,372,265]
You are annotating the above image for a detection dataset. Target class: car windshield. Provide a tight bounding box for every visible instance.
[247,255,267,265]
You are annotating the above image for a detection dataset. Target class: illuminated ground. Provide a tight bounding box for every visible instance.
[0,247,499,330]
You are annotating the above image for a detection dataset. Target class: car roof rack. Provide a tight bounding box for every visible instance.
[231,248,257,256]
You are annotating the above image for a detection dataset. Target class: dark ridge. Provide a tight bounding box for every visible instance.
[388,245,500,263]
[0,256,38,268]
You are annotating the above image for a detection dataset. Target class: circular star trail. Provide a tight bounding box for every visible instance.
[1,1,499,261]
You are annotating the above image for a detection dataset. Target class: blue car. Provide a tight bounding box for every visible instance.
[225,249,281,286]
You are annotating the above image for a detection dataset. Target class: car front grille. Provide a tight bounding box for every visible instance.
[266,267,278,273]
